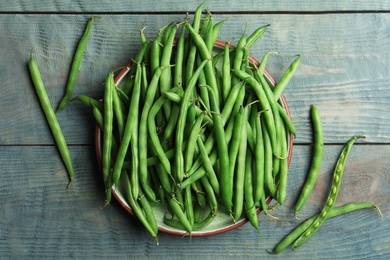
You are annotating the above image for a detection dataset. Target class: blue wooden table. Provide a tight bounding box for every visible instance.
[1,1,389,258]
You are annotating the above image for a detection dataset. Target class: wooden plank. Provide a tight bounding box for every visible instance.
[0,144,388,258]
[2,0,390,12]
[1,13,390,145]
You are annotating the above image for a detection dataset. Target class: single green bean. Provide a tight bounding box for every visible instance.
[185,114,204,173]
[206,86,230,211]
[244,150,259,230]
[294,105,324,218]
[277,118,289,205]
[197,136,220,196]
[261,117,276,197]
[253,114,265,203]
[148,95,171,175]
[28,53,74,187]
[57,16,99,112]
[228,106,245,215]
[102,71,114,203]
[246,24,270,48]
[273,55,301,100]
[233,106,248,221]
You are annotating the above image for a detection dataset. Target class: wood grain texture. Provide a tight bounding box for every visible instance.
[0,145,388,258]
[1,13,390,145]
[2,0,390,12]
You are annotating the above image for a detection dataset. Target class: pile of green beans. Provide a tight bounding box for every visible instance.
[93,3,299,242]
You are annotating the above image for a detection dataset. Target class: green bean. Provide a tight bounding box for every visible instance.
[253,114,265,203]
[228,106,245,214]
[278,104,296,137]
[164,91,182,104]
[162,88,182,144]
[272,202,381,254]
[175,59,209,183]
[102,71,114,203]
[149,25,166,79]
[292,135,365,249]
[138,67,165,201]
[184,2,203,87]
[197,136,220,196]
[256,51,277,77]
[206,87,230,212]
[201,11,214,52]
[233,106,248,221]
[273,55,301,100]
[148,95,171,175]
[28,53,74,188]
[259,117,276,198]
[139,27,150,71]
[196,54,210,110]
[160,23,180,119]
[185,114,205,173]
[277,118,289,205]
[294,105,324,218]
[57,16,99,112]
[246,24,270,48]
[244,150,259,230]
[200,175,218,212]
[184,186,195,227]
[174,25,186,89]
[211,19,226,47]
[220,81,246,125]
[112,86,125,140]
[231,30,247,87]
[138,187,158,235]
[221,41,232,104]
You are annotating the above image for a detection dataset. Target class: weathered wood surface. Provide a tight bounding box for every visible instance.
[0,145,388,258]
[1,1,390,258]
[2,0,390,12]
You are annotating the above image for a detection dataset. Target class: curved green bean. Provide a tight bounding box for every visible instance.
[294,105,324,218]
[292,135,365,249]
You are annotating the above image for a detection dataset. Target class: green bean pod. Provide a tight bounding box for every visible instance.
[294,105,324,218]
[292,135,365,249]
[57,16,99,112]
[28,53,74,187]
[101,72,114,192]
[272,202,381,254]
[233,107,248,221]
[273,55,301,100]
